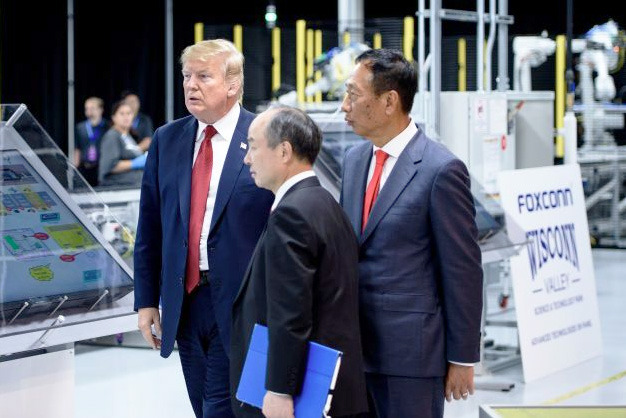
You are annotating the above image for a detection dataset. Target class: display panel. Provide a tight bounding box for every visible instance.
[1,149,133,318]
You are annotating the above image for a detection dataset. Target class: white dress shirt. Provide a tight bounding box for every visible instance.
[270,170,316,212]
[366,119,417,189]
[365,120,474,367]
[193,103,240,271]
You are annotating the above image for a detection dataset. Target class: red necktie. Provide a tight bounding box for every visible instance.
[362,150,389,232]
[185,125,217,293]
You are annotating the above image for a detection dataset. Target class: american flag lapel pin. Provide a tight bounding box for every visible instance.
[240,142,247,150]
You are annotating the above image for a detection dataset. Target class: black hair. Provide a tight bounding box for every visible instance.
[120,90,138,100]
[355,49,417,113]
[265,106,322,165]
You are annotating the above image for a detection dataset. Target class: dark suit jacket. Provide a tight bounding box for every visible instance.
[133,107,274,357]
[132,112,154,141]
[340,127,483,377]
[231,177,368,417]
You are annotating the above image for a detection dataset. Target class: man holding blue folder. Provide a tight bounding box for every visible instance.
[230,106,368,418]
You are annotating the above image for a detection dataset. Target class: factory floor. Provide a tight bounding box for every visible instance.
[74,249,626,417]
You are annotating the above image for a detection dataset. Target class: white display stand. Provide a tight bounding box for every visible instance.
[0,310,138,417]
[0,299,137,356]
[0,345,75,418]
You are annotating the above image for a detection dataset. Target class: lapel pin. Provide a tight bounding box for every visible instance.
[240,142,247,150]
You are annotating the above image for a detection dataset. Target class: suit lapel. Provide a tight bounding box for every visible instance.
[346,144,372,236]
[233,176,319,307]
[178,117,199,235]
[360,130,427,245]
[209,111,251,235]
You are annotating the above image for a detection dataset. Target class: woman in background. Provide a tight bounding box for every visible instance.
[98,100,147,187]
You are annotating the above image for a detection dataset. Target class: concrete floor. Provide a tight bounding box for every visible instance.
[74,249,626,417]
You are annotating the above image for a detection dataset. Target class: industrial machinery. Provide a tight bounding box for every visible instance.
[573,20,624,149]
[572,20,626,247]
[512,33,556,93]
[508,20,626,247]
[277,42,370,107]
[306,42,370,99]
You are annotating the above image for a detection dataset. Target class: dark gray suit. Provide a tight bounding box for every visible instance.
[341,127,483,417]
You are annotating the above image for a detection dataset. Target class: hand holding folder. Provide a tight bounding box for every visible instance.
[236,324,342,418]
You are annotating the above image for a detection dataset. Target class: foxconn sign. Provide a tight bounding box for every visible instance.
[498,164,602,382]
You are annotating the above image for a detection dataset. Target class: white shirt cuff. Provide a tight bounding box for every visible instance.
[449,361,475,367]
[267,390,291,398]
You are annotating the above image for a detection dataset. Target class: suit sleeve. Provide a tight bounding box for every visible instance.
[339,147,352,207]
[429,159,483,363]
[133,128,162,310]
[263,205,317,395]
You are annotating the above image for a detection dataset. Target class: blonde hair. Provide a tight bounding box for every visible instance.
[180,39,244,100]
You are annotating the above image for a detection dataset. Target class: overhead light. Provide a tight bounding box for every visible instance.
[265,4,277,29]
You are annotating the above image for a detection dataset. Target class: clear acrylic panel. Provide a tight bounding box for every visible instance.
[0,104,135,352]
[469,174,527,264]
[310,110,366,200]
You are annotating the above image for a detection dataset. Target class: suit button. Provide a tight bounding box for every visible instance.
[179,277,183,284]
[183,241,188,248]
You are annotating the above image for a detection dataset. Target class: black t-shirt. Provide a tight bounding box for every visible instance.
[131,112,154,141]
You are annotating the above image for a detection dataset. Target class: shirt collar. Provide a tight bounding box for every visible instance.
[196,103,240,142]
[373,118,418,159]
[271,170,316,212]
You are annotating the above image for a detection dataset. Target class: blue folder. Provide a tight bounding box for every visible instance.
[236,324,343,418]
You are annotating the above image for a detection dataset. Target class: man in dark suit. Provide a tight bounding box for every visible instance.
[230,106,368,418]
[134,39,274,418]
[340,49,483,418]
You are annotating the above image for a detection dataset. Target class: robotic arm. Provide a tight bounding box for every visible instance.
[304,42,370,99]
[512,34,556,92]
[574,20,622,102]
[278,42,370,105]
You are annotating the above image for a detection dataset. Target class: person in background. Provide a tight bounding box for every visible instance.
[74,96,108,186]
[121,90,153,151]
[98,100,146,187]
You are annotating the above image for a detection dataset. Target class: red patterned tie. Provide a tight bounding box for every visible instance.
[362,150,389,232]
[185,125,217,293]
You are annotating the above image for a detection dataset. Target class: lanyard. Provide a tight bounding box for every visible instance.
[85,121,103,142]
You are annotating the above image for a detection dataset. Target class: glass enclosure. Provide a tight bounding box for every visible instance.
[0,104,135,349]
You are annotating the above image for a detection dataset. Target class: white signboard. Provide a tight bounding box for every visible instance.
[498,164,602,382]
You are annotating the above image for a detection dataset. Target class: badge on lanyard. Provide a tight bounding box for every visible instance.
[85,121,100,162]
